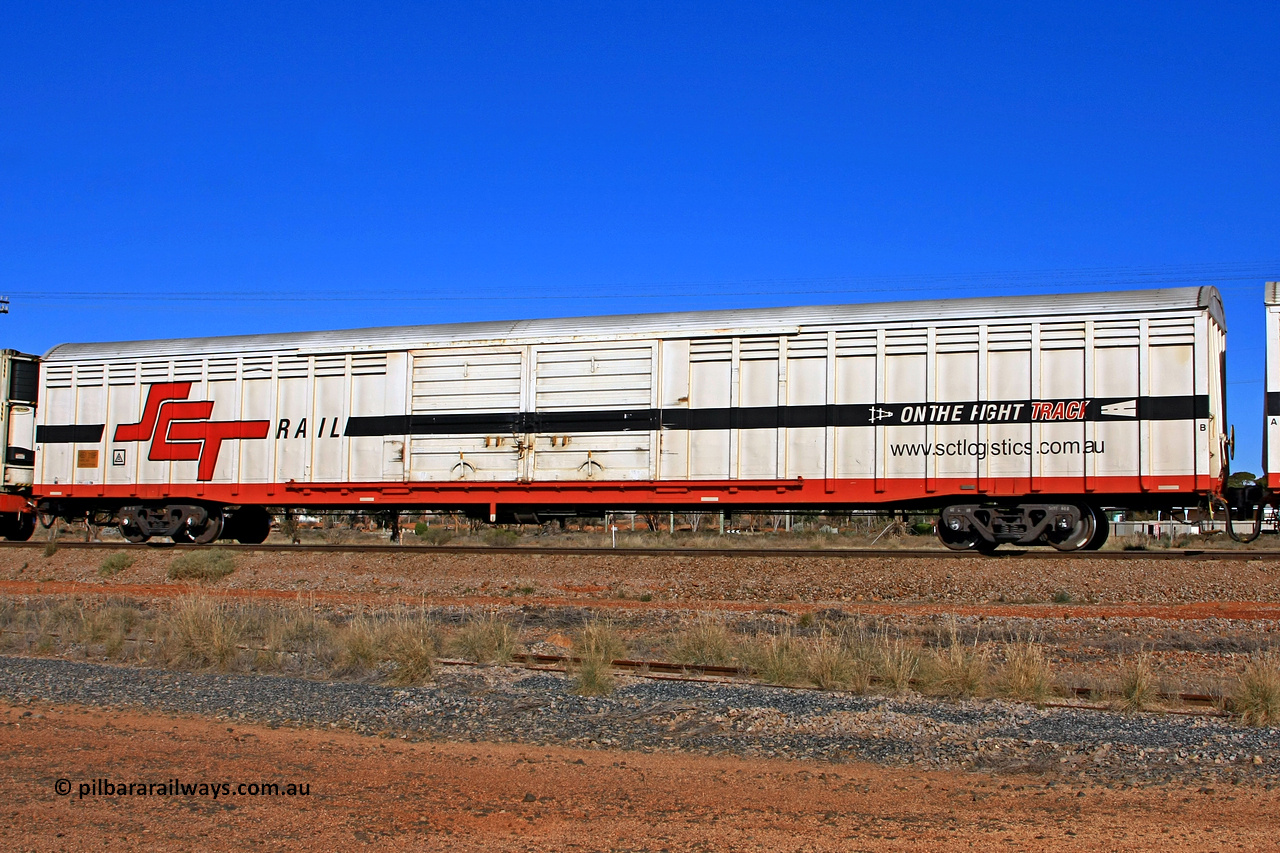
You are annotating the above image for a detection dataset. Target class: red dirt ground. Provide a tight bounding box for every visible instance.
[3,700,1277,852]
[4,577,1280,622]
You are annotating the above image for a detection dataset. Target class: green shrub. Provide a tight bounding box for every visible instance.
[98,552,134,578]
[167,549,235,582]
[416,525,454,545]
[482,528,520,546]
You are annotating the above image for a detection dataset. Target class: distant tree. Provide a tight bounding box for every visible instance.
[1229,471,1259,488]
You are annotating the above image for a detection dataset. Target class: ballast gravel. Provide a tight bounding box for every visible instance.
[3,655,1276,786]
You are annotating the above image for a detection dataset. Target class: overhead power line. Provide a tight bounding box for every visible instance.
[3,261,1277,306]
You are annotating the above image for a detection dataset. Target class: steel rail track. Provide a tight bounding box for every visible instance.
[469,652,1228,714]
[4,540,1280,560]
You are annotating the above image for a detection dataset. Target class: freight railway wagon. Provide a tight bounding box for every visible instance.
[15,286,1229,550]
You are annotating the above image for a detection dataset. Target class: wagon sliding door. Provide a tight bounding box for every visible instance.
[407,347,525,482]
[529,343,655,482]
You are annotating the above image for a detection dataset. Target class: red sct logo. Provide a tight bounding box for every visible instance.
[114,383,271,481]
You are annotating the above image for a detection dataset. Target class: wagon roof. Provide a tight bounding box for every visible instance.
[43,286,1224,361]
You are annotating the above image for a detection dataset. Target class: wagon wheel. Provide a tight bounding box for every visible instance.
[1047,505,1097,551]
[191,512,224,545]
[229,506,272,545]
[1083,512,1110,550]
[119,519,149,544]
[936,521,982,551]
[4,514,34,542]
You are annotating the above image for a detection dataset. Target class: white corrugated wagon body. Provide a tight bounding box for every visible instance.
[32,287,1228,548]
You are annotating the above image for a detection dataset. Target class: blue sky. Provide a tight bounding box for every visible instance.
[2,2,1277,469]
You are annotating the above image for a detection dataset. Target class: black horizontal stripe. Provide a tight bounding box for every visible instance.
[35,395,1213,446]
[538,410,662,432]
[346,410,662,437]
[35,424,105,444]
[344,412,522,437]
[1267,392,1280,417]
[346,395,1209,437]
[1140,395,1210,421]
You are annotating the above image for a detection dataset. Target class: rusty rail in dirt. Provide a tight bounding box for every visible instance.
[459,652,1229,714]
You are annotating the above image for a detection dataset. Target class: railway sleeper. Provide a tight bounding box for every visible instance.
[939,503,1105,551]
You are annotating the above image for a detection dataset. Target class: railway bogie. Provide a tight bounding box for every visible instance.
[936,501,1108,551]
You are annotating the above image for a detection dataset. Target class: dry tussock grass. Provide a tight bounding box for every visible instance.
[804,630,871,692]
[572,657,615,696]
[158,596,244,671]
[571,619,627,696]
[80,602,143,659]
[873,636,920,694]
[747,632,805,686]
[332,612,381,676]
[1231,651,1280,726]
[994,640,1057,703]
[920,627,990,700]
[8,595,1280,725]
[670,614,735,667]
[1114,651,1159,712]
[383,612,441,685]
[451,614,518,664]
